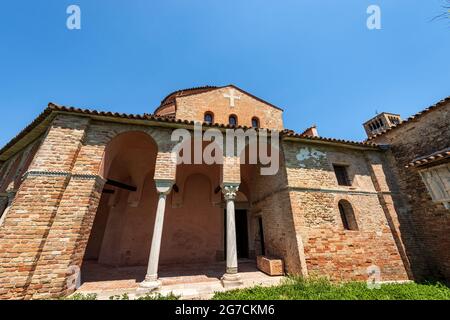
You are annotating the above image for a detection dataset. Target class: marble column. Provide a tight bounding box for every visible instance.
[221,183,243,288]
[139,180,173,292]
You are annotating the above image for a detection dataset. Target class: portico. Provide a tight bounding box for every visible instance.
[0,84,420,300]
[78,127,251,294]
[137,157,246,293]
[77,259,283,300]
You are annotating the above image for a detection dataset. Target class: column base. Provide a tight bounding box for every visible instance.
[221,273,243,289]
[136,277,161,295]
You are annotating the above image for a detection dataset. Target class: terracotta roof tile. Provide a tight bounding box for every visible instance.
[155,84,284,113]
[159,86,219,107]
[281,129,379,148]
[406,147,450,168]
[0,102,380,161]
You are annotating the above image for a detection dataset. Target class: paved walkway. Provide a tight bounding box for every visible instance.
[76,260,284,299]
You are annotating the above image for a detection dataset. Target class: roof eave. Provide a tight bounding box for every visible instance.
[282,135,381,151]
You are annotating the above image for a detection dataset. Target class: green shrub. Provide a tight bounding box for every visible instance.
[137,292,180,300]
[64,293,98,300]
[213,277,450,300]
[109,293,130,300]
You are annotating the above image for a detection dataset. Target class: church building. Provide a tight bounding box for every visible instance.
[0,85,448,299]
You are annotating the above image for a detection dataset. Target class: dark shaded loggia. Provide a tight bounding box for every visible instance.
[105,179,137,192]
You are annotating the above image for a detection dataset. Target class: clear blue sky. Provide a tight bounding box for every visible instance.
[0,0,449,147]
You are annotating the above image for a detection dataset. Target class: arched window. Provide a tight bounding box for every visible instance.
[204,112,214,124]
[229,115,238,126]
[338,200,358,230]
[251,117,260,128]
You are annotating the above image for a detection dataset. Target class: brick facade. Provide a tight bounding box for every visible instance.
[370,101,450,281]
[0,87,446,299]
[156,86,284,130]
[281,141,409,281]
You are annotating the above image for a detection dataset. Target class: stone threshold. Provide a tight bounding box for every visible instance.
[75,260,285,300]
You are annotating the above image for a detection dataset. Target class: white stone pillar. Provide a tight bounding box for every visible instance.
[221,183,243,288]
[139,180,173,292]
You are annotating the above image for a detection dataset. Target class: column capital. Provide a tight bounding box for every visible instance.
[221,183,240,201]
[155,179,174,195]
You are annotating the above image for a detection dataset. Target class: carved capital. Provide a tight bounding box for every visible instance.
[221,183,240,201]
[155,179,174,195]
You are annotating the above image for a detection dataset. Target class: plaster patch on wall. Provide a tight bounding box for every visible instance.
[296,147,327,168]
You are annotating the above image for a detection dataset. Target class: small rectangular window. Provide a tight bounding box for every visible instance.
[333,165,351,186]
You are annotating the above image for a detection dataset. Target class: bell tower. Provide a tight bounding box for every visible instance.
[363,112,401,137]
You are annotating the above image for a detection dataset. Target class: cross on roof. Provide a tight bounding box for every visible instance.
[223,88,241,107]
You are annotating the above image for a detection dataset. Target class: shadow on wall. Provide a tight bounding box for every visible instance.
[83,131,158,269]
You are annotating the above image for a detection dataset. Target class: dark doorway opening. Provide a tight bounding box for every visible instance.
[258,216,266,256]
[224,209,249,259]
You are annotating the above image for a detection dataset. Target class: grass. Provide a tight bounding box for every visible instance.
[63,293,99,300]
[63,278,450,300]
[212,277,450,300]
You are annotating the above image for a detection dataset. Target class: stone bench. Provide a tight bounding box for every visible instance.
[256,256,284,276]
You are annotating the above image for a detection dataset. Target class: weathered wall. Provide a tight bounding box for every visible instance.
[249,148,307,276]
[281,140,409,281]
[370,101,450,281]
[175,86,284,130]
[164,166,223,264]
[79,127,226,269]
[0,116,177,299]
[0,115,97,299]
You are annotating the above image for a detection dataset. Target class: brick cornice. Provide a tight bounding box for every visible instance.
[22,170,106,184]
[251,185,399,205]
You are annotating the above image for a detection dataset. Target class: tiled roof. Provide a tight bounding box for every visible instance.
[281,129,379,148]
[155,84,284,113]
[0,103,380,161]
[368,96,450,140]
[158,86,218,107]
[406,147,450,168]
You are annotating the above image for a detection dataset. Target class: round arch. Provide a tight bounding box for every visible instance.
[100,131,158,179]
[337,199,359,231]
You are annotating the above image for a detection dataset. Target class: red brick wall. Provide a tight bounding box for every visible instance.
[175,86,284,130]
[28,176,104,299]
[0,174,70,299]
[0,115,96,299]
[281,140,409,281]
[222,156,241,184]
[250,148,307,276]
[370,102,450,281]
